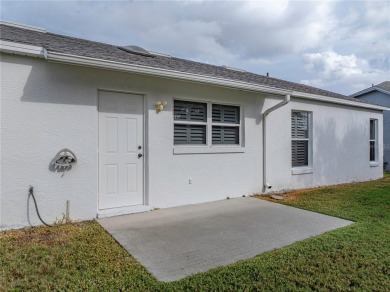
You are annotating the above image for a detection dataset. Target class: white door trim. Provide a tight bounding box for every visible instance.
[97,205,151,218]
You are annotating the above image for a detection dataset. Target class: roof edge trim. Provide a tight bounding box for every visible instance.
[0,20,46,33]
[350,86,390,98]
[0,40,47,59]
[293,91,389,111]
[46,51,292,95]
[6,47,383,111]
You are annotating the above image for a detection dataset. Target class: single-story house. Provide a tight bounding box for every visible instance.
[350,82,390,171]
[0,21,388,230]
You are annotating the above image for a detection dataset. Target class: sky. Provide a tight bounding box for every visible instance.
[1,0,389,95]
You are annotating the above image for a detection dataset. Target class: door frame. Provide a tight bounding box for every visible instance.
[96,89,150,218]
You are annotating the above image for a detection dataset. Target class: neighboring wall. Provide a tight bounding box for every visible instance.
[356,91,390,171]
[0,53,383,229]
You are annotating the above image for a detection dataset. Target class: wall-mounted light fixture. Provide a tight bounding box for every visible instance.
[155,101,167,113]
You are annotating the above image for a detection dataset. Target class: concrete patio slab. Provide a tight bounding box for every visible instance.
[97,197,353,282]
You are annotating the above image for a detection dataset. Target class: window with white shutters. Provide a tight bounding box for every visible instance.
[370,119,378,162]
[291,111,311,167]
[174,100,241,146]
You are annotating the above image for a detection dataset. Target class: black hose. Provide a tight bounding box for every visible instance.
[29,186,52,227]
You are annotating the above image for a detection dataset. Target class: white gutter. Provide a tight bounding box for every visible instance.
[46,52,389,111]
[262,94,291,192]
[0,40,47,59]
[1,44,387,111]
[292,91,388,111]
[46,52,290,96]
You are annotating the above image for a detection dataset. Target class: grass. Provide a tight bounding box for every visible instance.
[1,175,390,291]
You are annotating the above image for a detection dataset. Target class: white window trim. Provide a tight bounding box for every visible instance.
[173,146,245,154]
[370,119,379,165]
[370,161,379,167]
[173,120,208,125]
[173,99,244,154]
[291,111,313,173]
[292,166,313,175]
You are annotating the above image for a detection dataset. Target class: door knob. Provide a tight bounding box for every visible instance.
[138,153,143,158]
[138,146,142,150]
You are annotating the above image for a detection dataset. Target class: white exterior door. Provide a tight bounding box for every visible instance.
[98,91,144,210]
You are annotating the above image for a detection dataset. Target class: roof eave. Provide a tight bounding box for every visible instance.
[46,51,389,111]
[1,43,387,111]
[46,51,292,96]
[351,87,390,98]
[0,40,47,59]
[292,91,389,111]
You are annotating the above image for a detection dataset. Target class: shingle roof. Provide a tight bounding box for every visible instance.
[376,81,390,93]
[351,81,390,98]
[0,23,367,102]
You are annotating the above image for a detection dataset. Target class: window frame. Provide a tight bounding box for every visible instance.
[369,119,379,166]
[173,98,244,154]
[291,110,313,173]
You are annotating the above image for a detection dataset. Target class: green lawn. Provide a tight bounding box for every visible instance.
[1,175,390,291]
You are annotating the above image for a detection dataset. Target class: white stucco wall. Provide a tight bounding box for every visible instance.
[266,99,383,191]
[355,91,390,171]
[0,54,271,229]
[0,53,384,230]
[1,54,99,229]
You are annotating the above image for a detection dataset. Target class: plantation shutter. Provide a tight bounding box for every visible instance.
[174,101,206,122]
[212,104,240,145]
[369,119,377,161]
[292,140,309,166]
[212,105,240,124]
[174,101,207,145]
[291,112,310,167]
[212,126,239,144]
[291,112,309,139]
[174,124,206,145]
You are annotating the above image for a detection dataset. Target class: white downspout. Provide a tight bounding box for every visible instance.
[262,94,291,192]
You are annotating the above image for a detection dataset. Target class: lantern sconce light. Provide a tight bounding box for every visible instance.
[155,101,167,113]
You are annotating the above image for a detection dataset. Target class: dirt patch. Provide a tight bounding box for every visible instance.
[255,188,317,203]
[256,176,390,203]
[0,223,84,246]
[6,229,69,246]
